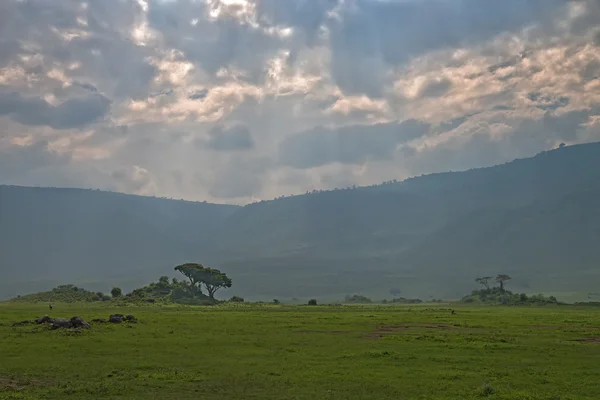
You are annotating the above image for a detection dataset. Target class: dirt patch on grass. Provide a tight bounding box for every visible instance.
[366,324,455,338]
[294,330,349,335]
[532,325,600,330]
[377,324,454,331]
[0,376,50,391]
[572,337,600,344]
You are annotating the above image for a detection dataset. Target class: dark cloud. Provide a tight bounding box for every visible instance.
[74,82,99,93]
[205,124,255,151]
[189,89,209,100]
[279,119,430,169]
[255,0,339,44]
[328,0,566,95]
[147,1,282,81]
[0,89,110,129]
[418,78,453,98]
[405,108,600,176]
[527,92,570,111]
[0,0,157,100]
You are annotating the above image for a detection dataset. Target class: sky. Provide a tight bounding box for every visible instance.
[1,0,600,204]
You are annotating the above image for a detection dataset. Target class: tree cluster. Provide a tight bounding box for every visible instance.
[174,263,232,300]
[475,275,511,291]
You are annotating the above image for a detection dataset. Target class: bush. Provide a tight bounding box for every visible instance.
[461,288,560,305]
[111,287,123,298]
[345,294,372,304]
[273,299,280,304]
[389,297,423,304]
[229,296,245,303]
[479,383,496,397]
[308,299,317,306]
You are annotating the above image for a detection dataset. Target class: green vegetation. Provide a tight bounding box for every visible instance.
[461,288,559,305]
[2,302,600,399]
[110,287,122,298]
[4,142,600,301]
[383,297,424,304]
[9,284,111,303]
[11,265,235,306]
[345,294,373,304]
[173,263,232,300]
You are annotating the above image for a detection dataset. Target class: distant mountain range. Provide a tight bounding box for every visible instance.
[2,142,600,301]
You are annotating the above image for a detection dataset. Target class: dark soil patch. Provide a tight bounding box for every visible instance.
[365,333,384,339]
[571,337,600,343]
[377,324,454,331]
[295,330,349,334]
[0,376,50,391]
[532,325,600,330]
[367,324,455,338]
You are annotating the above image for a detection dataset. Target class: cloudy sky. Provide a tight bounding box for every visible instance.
[1,0,600,204]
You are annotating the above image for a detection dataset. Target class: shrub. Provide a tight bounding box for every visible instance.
[345,294,372,304]
[308,299,317,306]
[479,383,495,397]
[273,299,280,304]
[229,296,245,303]
[111,287,123,298]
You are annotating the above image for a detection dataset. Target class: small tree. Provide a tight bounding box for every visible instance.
[200,268,232,299]
[229,296,244,303]
[475,277,492,290]
[308,299,317,306]
[111,287,123,298]
[273,299,280,304]
[496,274,512,291]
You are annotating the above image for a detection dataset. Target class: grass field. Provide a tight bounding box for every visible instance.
[2,303,600,400]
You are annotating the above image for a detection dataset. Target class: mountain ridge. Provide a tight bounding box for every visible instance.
[2,141,600,301]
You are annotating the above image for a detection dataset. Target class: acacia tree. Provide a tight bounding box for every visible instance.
[174,263,232,299]
[496,274,512,291]
[174,263,206,296]
[475,277,492,290]
[199,267,232,299]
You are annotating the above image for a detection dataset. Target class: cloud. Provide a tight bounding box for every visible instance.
[189,89,209,100]
[0,0,600,203]
[279,119,430,169]
[418,78,453,98]
[0,89,110,129]
[205,124,255,151]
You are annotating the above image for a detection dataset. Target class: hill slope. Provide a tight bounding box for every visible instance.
[2,142,600,300]
[0,186,239,299]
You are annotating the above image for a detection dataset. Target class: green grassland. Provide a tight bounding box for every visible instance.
[2,303,600,400]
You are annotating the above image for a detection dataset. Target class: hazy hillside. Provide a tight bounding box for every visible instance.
[2,142,600,300]
[0,186,239,298]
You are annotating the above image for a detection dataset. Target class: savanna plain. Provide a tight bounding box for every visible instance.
[2,303,600,400]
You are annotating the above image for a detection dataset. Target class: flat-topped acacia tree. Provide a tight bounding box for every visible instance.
[174,263,232,299]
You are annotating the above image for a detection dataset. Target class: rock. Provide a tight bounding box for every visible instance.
[51,318,74,330]
[36,315,53,324]
[124,314,137,323]
[70,316,90,329]
[12,320,32,327]
[109,314,124,324]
